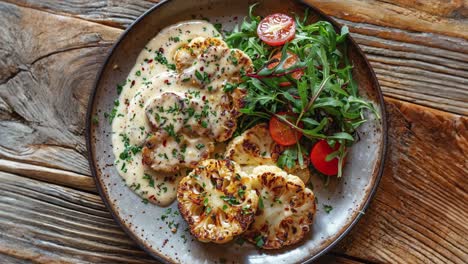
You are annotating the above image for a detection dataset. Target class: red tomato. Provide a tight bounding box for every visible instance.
[269,112,303,146]
[268,51,304,86]
[257,13,296,46]
[310,140,344,176]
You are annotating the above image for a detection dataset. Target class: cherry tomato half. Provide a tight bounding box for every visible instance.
[268,51,304,87]
[257,13,296,46]
[310,140,344,176]
[269,112,303,146]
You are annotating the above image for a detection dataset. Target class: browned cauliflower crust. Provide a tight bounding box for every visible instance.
[243,166,316,249]
[142,37,253,173]
[177,159,259,244]
[174,37,253,86]
[225,123,312,184]
[142,133,214,173]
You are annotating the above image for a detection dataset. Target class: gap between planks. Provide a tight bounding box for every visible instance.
[0,171,366,264]
[1,0,466,116]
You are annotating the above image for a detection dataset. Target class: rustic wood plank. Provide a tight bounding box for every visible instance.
[3,0,466,116]
[334,98,468,263]
[0,2,466,262]
[1,0,158,28]
[0,159,96,192]
[316,254,366,264]
[0,171,363,264]
[0,99,466,263]
[377,0,468,18]
[0,171,158,264]
[0,254,33,264]
[0,2,120,179]
[305,0,468,40]
[5,0,467,39]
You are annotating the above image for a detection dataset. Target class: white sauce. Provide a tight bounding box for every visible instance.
[112,21,221,206]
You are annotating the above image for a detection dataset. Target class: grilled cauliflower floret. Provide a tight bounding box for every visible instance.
[145,92,185,132]
[142,37,252,173]
[174,36,252,141]
[225,123,311,184]
[177,159,258,244]
[243,165,316,249]
[175,37,228,73]
[175,37,253,87]
[142,133,214,173]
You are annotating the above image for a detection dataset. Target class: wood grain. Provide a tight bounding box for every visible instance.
[0,159,96,192]
[316,254,366,264]
[0,2,119,181]
[3,0,466,116]
[2,0,157,28]
[0,172,158,263]
[334,98,468,263]
[1,99,466,263]
[305,0,468,40]
[0,0,467,263]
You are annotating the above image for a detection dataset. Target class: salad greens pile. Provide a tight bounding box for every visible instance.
[225,5,379,177]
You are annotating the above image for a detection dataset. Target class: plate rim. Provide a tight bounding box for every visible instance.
[85,0,388,263]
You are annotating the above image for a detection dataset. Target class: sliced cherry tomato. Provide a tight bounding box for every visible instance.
[269,112,303,146]
[257,13,296,46]
[310,140,344,176]
[268,51,304,87]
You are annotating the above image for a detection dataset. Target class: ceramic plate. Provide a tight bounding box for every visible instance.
[86,0,387,263]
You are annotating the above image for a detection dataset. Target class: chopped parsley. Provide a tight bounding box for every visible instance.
[116,81,125,94]
[258,196,264,209]
[194,70,210,85]
[92,115,99,125]
[143,173,155,188]
[169,36,180,42]
[154,50,168,65]
[104,106,118,125]
[323,204,333,214]
[223,82,237,92]
[254,235,265,247]
[119,133,142,161]
[196,143,205,150]
[220,195,240,206]
[241,205,251,214]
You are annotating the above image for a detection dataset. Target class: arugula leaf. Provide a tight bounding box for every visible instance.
[226,5,380,177]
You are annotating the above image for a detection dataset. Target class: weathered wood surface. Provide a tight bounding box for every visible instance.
[0,172,159,263]
[0,0,467,263]
[338,98,468,263]
[4,0,468,116]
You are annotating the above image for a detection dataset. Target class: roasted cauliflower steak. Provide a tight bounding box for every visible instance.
[141,36,253,173]
[243,165,316,249]
[225,123,311,184]
[177,159,259,244]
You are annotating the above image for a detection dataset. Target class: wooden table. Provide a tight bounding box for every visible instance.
[0,0,466,263]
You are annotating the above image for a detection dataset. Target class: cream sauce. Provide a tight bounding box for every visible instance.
[111,21,221,206]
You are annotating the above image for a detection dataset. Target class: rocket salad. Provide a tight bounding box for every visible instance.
[226,5,379,177]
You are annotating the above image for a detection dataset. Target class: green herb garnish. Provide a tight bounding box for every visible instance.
[226,5,379,177]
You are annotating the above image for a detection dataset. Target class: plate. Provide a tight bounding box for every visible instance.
[86,0,387,263]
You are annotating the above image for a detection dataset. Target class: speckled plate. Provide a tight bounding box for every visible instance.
[86,0,387,263]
